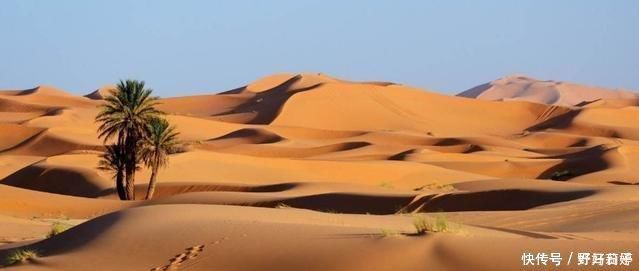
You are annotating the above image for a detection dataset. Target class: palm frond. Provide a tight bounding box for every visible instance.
[140,117,180,169]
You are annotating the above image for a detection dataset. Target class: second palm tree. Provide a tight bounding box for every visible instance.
[140,117,180,199]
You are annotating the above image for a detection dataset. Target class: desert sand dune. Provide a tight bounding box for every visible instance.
[0,125,44,152]
[0,184,129,219]
[272,83,555,136]
[0,86,97,108]
[83,85,116,100]
[458,74,639,106]
[3,204,637,271]
[1,73,639,270]
[1,86,73,97]
[1,129,101,157]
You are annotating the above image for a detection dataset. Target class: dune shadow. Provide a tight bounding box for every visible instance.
[409,189,596,212]
[211,74,324,124]
[98,182,300,199]
[608,181,639,185]
[0,211,122,259]
[526,109,582,131]
[266,193,415,215]
[1,164,107,197]
[470,225,558,239]
[208,128,283,144]
[536,145,610,181]
[388,149,416,161]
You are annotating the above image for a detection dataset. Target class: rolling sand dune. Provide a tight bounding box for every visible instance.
[272,83,562,136]
[3,204,638,271]
[83,85,116,100]
[0,86,97,108]
[1,74,639,270]
[2,161,110,198]
[458,74,639,106]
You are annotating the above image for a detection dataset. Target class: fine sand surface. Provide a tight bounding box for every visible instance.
[458,74,639,107]
[1,73,638,270]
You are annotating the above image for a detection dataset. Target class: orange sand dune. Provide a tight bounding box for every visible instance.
[1,156,111,197]
[1,86,73,97]
[2,73,639,270]
[3,204,637,271]
[1,128,101,157]
[458,74,638,106]
[0,86,97,108]
[272,83,559,136]
[83,85,116,100]
[0,124,44,152]
[0,184,129,219]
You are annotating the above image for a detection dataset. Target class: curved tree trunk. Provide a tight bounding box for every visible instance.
[145,164,159,200]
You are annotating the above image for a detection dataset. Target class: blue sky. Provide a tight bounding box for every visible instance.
[1,1,637,96]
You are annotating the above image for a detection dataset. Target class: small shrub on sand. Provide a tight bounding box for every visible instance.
[434,213,449,232]
[550,169,574,181]
[275,203,292,209]
[413,216,429,235]
[413,214,449,235]
[169,143,189,154]
[5,249,38,266]
[413,183,454,192]
[379,229,400,238]
[47,222,71,238]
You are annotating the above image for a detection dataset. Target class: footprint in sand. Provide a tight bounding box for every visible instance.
[150,244,206,271]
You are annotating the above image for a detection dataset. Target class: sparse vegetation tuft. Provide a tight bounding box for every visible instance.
[5,249,38,266]
[275,203,292,209]
[550,169,574,181]
[379,229,400,237]
[47,222,71,238]
[169,143,189,154]
[412,213,450,235]
[413,183,454,192]
[413,215,429,235]
[434,213,449,232]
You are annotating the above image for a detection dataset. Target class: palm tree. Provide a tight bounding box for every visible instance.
[140,117,180,200]
[96,80,162,200]
[97,144,127,200]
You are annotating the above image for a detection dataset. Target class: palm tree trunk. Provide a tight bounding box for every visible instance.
[115,131,128,200]
[125,168,135,200]
[145,164,159,200]
[124,132,137,200]
[116,169,126,200]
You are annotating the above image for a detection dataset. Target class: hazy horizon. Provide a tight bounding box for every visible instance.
[1,1,638,96]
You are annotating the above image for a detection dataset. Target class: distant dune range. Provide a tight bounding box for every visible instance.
[1,73,638,270]
[458,74,639,106]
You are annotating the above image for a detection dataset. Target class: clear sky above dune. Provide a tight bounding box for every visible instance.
[1,1,637,96]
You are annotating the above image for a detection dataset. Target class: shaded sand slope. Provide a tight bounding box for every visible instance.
[156,73,342,123]
[3,204,638,271]
[272,82,557,135]
[143,178,603,214]
[0,86,97,108]
[0,184,129,219]
[458,74,638,106]
[83,85,116,100]
[529,105,639,140]
[2,160,110,198]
